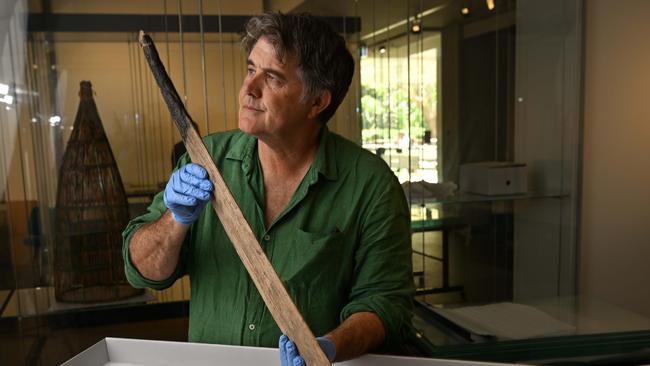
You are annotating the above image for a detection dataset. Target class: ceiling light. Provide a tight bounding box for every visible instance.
[379,46,387,54]
[461,7,470,15]
[0,83,8,95]
[49,115,61,125]
[486,0,495,10]
[411,20,421,34]
[0,95,13,105]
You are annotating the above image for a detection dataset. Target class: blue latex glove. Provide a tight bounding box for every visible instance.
[279,334,336,366]
[163,163,213,225]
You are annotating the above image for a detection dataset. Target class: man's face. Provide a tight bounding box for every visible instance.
[238,37,314,141]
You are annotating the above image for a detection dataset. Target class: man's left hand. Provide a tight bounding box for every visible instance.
[279,334,336,366]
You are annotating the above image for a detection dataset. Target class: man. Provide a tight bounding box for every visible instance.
[123,12,414,364]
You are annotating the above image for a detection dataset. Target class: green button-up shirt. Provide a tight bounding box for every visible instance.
[122,127,414,349]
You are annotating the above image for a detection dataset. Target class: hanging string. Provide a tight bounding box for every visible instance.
[33,35,55,210]
[353,1,362,140]
[406,0,412,192]
[177,0,189,108]
[127,38,139,186]
[143,36,159,184]
[230,36,238,124]
[217,0,228,131]
[27,37,55,270]
[372,0,378,148]
[198,0,209,134]
[155,70,167,183]
[8,18,39,320]
[163,0,175,169]
[386,1,392,172]
[138,38,152,187]
[36,34,57,201]
[141,39,154,187]
[3,33,33,359]
[134,39,147,187]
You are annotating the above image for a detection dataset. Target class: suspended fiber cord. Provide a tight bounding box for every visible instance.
[492,9,499,299]
[372,0,378,147]
[34,36,58,272]
[143,41,159,186]
[130,38,140,185]
[217,0,228,131]
[404,0,420,284]
[37,34,58,201]
[406,0,412,196]
[417,0,427,290]
[230,36,238,128]
[142,38,154,185]
[143,36,161,184]
[177,0,189,108]
[134,39,148,187]
[24,40,43,221]
[139,37,154,187]
[128,38,144,188]
[148,40,162,185]
[26,35,55,276]
[353,0,362,142]
[154,65,167,183]
[163,0,176,169]
[198,0,209,134]
[386,1,392,172]
[7,19,42,327]
[152,38,167,183]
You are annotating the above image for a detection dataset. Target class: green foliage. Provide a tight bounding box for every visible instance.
[360,84,435,145]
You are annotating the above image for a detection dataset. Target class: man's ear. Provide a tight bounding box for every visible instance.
[307,90,332,120]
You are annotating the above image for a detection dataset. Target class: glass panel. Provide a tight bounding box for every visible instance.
[361,32,440,184]
[2,0,650,365]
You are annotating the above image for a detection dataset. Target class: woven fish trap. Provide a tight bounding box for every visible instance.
[54,81,143,303]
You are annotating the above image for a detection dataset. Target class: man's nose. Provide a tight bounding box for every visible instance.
[243,74,262,98]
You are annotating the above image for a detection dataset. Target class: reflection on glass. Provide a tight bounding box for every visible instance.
[361,32,440,184]
[2,1,647,365]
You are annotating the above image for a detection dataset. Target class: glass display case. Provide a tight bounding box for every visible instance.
[2,0,650,365]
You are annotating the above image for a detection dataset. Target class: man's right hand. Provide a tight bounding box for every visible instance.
[164,163,213,225]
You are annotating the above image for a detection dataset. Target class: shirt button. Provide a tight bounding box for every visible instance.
[248,323,255,331]
[263,234,271,241]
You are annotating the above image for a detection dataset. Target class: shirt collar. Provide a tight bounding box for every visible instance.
[224,126,339,181]
[225,131,257,175]
[310,126,338,182]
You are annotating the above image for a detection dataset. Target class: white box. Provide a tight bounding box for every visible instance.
[459,162,527,196]
[61,337,521,366]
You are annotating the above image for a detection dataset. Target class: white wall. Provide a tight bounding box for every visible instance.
[581,0,650,318]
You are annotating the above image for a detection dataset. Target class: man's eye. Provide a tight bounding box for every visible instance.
[265,74,282,86]
[247,68,255,76]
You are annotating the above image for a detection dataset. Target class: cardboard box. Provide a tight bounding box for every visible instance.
[459,162,527,196]
[61,337,519,366]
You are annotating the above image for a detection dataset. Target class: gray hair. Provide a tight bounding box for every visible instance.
[241,12,355,124]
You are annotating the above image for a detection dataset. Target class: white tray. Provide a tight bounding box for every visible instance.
[61,338,521,366]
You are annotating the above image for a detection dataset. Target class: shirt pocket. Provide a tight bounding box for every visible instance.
[280,227,346,335]
[280,227,344,284]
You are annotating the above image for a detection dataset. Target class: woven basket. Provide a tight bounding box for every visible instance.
[54,81,143,303]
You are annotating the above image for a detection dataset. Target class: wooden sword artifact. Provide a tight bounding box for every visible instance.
[138,31,330,366]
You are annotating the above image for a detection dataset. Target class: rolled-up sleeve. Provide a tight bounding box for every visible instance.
[122,191,189,290]
[340,177,415,347]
